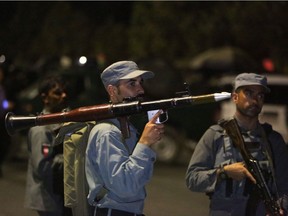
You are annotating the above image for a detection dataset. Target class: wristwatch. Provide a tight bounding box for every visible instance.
[218,166,228,180]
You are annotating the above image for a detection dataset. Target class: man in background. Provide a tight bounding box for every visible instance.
[186,73,288,215]
[24,75,72,216]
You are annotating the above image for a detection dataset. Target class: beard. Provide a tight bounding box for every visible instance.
[237,104,262,118]
[135,94,145,101]
[50,101,68,113]
[122,94,146,102]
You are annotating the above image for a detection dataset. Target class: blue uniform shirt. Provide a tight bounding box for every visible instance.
[85,118,156,214]
[186,121,288,216]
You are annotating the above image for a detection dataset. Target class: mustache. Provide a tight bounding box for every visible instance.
[123,94,146,102]
[247,104,261,110]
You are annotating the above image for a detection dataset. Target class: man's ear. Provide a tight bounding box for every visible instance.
[107,85,117,97]
[41,93,48,104]
[232,92,238,103]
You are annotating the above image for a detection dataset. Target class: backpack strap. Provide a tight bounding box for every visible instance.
[97,119,131,154]
[211,122,236,161]
[90,119,132,205]
[214,119,238,197]
[54,122,89,147]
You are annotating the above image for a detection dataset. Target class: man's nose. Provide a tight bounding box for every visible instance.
[137,85,144,94]
[250,95,261,104]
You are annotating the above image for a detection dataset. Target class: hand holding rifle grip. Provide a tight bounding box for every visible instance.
[219,118,281,216]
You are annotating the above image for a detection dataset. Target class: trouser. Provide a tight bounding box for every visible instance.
[94,207,145,216]
[37,205,72,216]
[37,211,62,216]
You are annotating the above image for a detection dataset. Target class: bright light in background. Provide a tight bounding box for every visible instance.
[79,56,87,65]
[2,99,8,109]
[0,54,6,63]
[60,56,72,68]
[262,58,275,72]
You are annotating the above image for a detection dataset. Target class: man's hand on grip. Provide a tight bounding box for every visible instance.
[139,110,165,146]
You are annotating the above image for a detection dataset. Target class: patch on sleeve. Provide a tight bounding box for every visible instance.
[42,143,53,157]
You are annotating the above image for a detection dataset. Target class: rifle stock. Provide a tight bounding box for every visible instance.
[220,118,281,216]
[6,92,230,136]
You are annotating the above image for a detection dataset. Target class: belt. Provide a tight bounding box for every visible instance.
[95,207,144,216]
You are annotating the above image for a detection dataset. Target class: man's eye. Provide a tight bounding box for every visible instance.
[54,89,63,95]
[244,90,252,97]
[258,94,265,100]
[129,82,136,87]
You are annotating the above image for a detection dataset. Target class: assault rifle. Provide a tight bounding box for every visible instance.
[6,92,231,136]
[219,118,281,216]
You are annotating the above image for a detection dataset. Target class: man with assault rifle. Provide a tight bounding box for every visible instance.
[186,73,288,216]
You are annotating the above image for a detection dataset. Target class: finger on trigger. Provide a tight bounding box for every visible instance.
[246,170,256,184]
[149,109,163,123]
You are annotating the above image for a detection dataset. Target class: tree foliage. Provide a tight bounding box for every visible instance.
[1,2,288,73]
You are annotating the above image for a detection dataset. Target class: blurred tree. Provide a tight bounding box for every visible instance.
[1,2,288,74]
[34,2,89,58]
[129,2,202,61]
[129,1,288,73]
[3,2,54,68]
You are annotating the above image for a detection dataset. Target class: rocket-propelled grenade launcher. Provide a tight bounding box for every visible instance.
[5,92,231,136]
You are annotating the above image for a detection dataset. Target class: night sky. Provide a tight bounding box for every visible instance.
[0,2,133,26]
